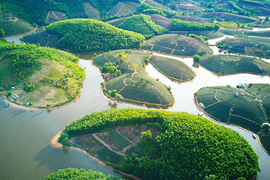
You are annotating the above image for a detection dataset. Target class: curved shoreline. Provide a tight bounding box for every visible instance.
[50,132,140,180]
[193,96,270,156]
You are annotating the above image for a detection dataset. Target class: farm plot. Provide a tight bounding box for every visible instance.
[150,14,171,29]
[102,129,132,151]
[22,31,58,48]
[84,2,101,19]
[150,55,195,82]
[202,12,257,23]
[46,11,67,24]
[107,2,139,17]
[204,101,232,123]
[199,55,270,76]
[95,146,124,165]
[230,116,261,132]
[141,34,212,56]
[219,37,270,58]
[0,19,35,36]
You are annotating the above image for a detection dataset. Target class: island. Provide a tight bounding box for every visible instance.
[195,84,270,153]
[56,108,260,180]
[0,40,85,109]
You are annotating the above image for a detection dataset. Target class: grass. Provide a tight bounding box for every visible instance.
[106,129,132,151]
[219,37,270,58]
[0,41,85,107]
[150,55,195,82]
[141,34,212,56]
[196,85,268,133]
[202,12,258,23]
[0,19,35,36]
[199,55,270,76]
[93,50,173,107]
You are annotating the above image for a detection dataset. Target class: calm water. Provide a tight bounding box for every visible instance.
[1,35,270,180]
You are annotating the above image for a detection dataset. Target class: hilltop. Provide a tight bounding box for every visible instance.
[58,108,260,180]
[0,41,85,108]
[23,19,145,52]
[118,14,168,38]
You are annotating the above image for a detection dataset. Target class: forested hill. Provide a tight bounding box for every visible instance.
[1,0,141,24]
[59,108,260,180]
[45,19,145,52]
[118,14,168,38]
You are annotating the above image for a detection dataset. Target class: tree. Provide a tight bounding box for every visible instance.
[193,54,201,62]
[0,28,5,38]
[111,90,118,98]
[46,103,51,108]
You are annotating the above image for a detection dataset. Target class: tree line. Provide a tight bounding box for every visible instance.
[170,19,220,31]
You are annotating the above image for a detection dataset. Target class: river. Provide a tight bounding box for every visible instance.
[1,34,270,180]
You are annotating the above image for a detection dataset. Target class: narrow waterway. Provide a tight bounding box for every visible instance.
[1,33,270,180]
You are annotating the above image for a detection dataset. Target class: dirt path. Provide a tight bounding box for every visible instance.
[92,134,126,156]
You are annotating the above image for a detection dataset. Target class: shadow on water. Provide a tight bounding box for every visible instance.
[31,111,45,119]
[10,109,24,118]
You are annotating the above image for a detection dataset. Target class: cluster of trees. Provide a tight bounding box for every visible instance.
[101,62,121,77]
[170,19,220,31]
[45,168,121,180]
[188,33,209,44]
[228,1,260,16]
[59,108,260,180]
[46,19,145,52]
[137,3,176,18]
[118,14,168,39]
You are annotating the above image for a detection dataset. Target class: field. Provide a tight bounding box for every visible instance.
[195,85,269,133]
[67,125,160,166]
[107,2,139,17]
[141,34,213,56]
[0,18,35,36]
[93,50,174,107]
[202,12,258,23]
[107,17,129,26]
[219,37,270,58]
[199,55,270,76]
[0,42,85,108]
[84,2,101,19]
[45,11,67,24]
[150,55,195,82]
[150,14,171,29]
[22,31,58,48]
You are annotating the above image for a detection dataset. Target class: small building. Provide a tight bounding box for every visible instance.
[258,99,263,105]
[199,103,205,108]
[117,94,123,99]
[237,83,245,89]
[11,94,19,100]
[11,87,15,90]
[198,111,203,116]
[233,91,239,97]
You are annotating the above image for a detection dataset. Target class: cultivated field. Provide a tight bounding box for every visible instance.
[202,12,258,23]
[150,55,195,82]
[199,55,270,76]
[195,85,269,133]
[219,37,270,58]
[150,14,171,29]
[93,50,174,107]
[107,2,139,17]
[46,11,67,24]
[84,2,101,19]
[141,34,213,56]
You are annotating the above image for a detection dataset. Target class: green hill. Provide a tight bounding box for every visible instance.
[199,55,270,76]
[141,34,213,56]
[118,14,168,38]
[24,19,145,52]
[59,108,260,180]
[195,84,270,153]
[45,168,121,180]
[93,50,173,107]
[0,41,85,108]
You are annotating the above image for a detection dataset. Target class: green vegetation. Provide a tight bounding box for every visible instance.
[193,54,201,62]
[217,37,270,58]
[0,17,35,36]
[59,108,260,180]
[141,34,212,56]
[45,168,121,180]
[199,55,270,75]
[118,14,167,38]
[35,19,145,52]
[93,50,173,107]
[137,3,177,18]
[169,19,220,31]
[196,84,270,153]
[0,41,85,107]
[107,2,139,18]
[150,55,195,82]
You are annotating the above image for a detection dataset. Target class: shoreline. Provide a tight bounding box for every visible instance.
[193,96,270,156]
[50,132,140,180]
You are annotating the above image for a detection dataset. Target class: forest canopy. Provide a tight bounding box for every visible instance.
[46,19,145,52]
[59,108,260,180]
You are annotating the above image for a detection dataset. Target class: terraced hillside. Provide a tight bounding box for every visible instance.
[0,41,85,108]
[199,55,270,76]
[93,50,173,107]
[141,34,212,56]
[150,55,195,82]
